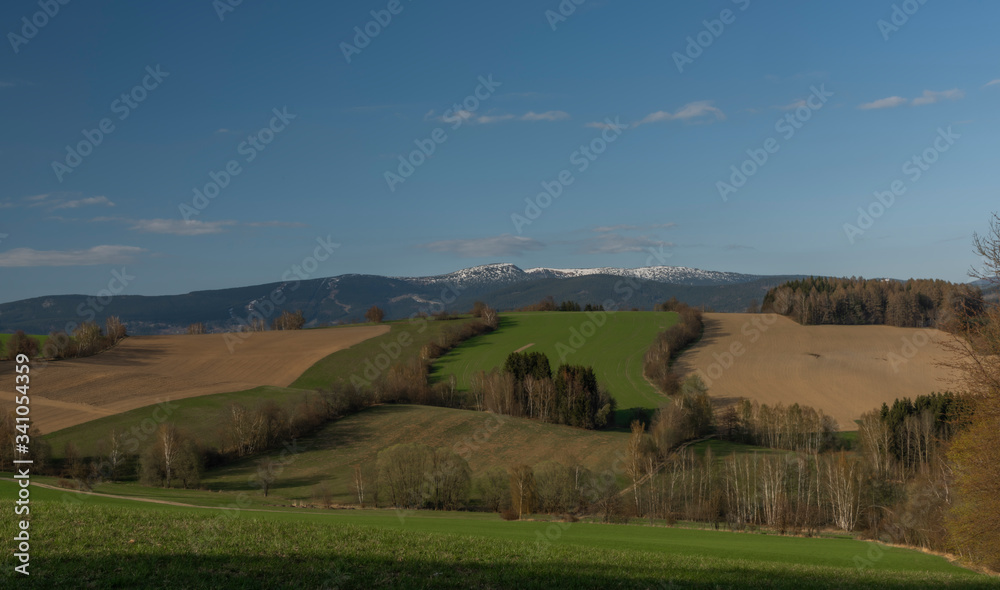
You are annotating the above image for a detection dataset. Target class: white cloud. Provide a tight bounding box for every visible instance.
[125,218,237,235]
[91,217,302,235]
[593,223,676,233]
[431,110,570,125]
[421,234,545,257]
[985,79,1000,88]
[632,101,725,127]
[910,88,964,106]
[585,120,628,131]
[859,89,964,110]
[577,233,674,255]
[475,114,516,124]
[778,99,807,111]
[520,110,570,122]
[245,221,309,228]
[51,195,115,210]
[0,245,145,267]
[858,96,907,110]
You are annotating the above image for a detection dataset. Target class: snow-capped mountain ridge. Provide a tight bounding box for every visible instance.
[394,263,760,288]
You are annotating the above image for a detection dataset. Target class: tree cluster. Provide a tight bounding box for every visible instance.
[271,309,306,330]
[469,351,615,429]
[762,276,984,330]
[721,400,840,454]
[644,299,704,395]
[375,443,471,510]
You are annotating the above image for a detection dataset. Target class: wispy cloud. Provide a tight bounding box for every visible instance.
[88,217,306,235]
[421,234,545,257]
[592,223,676,233]
[245,221,310,229]
[426,110,570,125]
[858,96,908,110]
[585,120,628,131]
[777,99,807,111]
[520,110,570,122]
[51,195,115,210]
[632,101,725,127]
[985,79,1000,88]
[19,192,116,210]
[858,89,964,110]
[576,233,674,255]
[910,88,964,106]
[0,245,145,267]
[99,218,237,236]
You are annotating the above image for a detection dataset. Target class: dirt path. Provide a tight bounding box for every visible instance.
[0,326,389,433]
[513,343,535,353]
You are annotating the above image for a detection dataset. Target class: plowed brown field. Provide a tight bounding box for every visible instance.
[0,326,388,433]
[674,313,964,427]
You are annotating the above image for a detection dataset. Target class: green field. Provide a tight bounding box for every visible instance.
[0,332,48,355]
[45,317,481,459]
[184,404,628,505]
[291,316,478,390]
[432,311,677,414]
[2,480,992,589]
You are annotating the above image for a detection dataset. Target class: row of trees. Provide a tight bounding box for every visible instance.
[0,317,128,361]
[516,296,611,313]
[720,400,840,454]
[644,299,704,395]
[623,445,869,534]
[762,276,984,330]
[469,352,616,429]
[353,450,625,521]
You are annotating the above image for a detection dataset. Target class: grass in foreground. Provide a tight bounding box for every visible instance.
[432,311,678,415]
[1,481,991,589]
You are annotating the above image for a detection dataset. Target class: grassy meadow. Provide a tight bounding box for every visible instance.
[2,481,992,589]
[432,311,678,414]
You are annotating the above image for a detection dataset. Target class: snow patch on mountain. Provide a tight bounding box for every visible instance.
[525,266,761,286]
[391,263,760,288]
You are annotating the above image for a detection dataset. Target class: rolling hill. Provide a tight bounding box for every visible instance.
[0,324,388,434]
[431,311,678,416]
[674,313,965,427]
[0,263,802,335]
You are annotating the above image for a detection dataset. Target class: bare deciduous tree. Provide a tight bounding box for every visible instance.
[365,305,385,324]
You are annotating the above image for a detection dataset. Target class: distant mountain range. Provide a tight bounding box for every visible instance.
[1,263,804,335]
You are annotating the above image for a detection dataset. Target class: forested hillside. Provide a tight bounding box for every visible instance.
[762,277,984,330]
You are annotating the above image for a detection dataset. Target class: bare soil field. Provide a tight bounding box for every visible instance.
[0,326,388,433]
[674,313,964,428]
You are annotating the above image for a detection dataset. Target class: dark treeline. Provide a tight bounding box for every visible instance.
[762,276,984,330]
[643,298,704,395]
[470,351,616,429]
[854,392,970,551]
[516,296,607,312]
[344,447,626,524]
[720,400,840,454]
[877,392,967,474]
[0,316,127,361]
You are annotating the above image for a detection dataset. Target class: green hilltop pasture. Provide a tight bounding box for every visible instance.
[1,480,992,589]
[0,332,48,355]
[432,311,679,415]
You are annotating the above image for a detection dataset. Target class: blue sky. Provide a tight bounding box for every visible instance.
[1,0,998,302]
